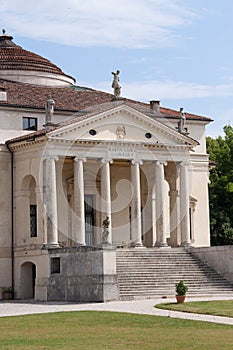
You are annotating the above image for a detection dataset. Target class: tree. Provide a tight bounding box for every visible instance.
[206,125,233,245]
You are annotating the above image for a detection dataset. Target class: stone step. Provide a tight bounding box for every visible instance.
[117,279,233,286]
[117,266,212,270]
[116,272,227,279]
[116,248,233,300]
[118,283,233,289]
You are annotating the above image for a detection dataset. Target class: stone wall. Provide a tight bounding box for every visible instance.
[188,246,233,283]
[47,246,118,302]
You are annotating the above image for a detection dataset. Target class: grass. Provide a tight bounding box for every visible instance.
[155,300,233,318]
[0,311,233,349]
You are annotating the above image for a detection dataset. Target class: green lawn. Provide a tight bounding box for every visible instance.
[155,300,233,318]
[0,311,232,349]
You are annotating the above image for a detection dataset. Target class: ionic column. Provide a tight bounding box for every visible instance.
[169,189,180,246]
[179,161,191,246]
[35,186,44,241]
[101,159,113,244]
[73,157,87,245]
[44,156,59,248]
[154,161,168,247]
[131,160,143,247]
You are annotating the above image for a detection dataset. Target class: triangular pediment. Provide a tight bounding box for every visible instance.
[49,104,197,147]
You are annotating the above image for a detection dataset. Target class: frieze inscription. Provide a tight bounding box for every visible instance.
[108,147,136,159]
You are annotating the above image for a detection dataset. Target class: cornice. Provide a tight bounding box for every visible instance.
[47,138,193,150]
[8,137,45,151]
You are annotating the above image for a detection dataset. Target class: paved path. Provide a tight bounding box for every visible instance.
[1,296,233,325]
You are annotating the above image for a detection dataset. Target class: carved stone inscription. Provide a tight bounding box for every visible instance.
[108,147,136,159]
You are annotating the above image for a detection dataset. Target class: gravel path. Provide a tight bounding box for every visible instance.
[1,296,233,325]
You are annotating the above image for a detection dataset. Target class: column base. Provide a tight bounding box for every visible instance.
[73,242,86,247]
[134,242,144,248]
[129,241,144,248]
[154,242,169,248]
[101,243,114,250]
[43,243,60,249]
[181,242,191,247]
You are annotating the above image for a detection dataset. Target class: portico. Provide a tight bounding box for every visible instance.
[43,144,192,249]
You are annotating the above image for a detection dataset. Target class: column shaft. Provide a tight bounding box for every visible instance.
[180,161,191,246]
[131,161,143,247]
[45,157,59,247]
[169,189,180,246]
[73,157,86,245]
[101,160,112,244]
[154,161,168,246]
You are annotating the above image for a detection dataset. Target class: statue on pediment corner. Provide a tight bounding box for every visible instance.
[177,107,188,134]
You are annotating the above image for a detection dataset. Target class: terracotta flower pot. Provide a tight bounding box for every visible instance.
[176,295,186,303]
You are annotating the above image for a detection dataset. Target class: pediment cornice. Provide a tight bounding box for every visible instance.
[49,104,198,147]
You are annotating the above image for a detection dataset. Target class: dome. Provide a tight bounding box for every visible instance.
[0,29,76,86]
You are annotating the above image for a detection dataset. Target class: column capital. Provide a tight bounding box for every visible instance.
[74,156,87,163]
[43,155,59,161]
[168,190,179,197]
[131,159,143,166]
[154,160,167,166]
[179,160,191,167]
[101,158,113,164]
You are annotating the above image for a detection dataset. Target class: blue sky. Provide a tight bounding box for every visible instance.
[1,0,233,137]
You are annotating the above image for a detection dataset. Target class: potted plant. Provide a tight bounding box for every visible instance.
[175,280,188,303]
[1,287,13,300]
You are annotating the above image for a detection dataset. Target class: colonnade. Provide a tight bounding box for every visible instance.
[44,156,191,248]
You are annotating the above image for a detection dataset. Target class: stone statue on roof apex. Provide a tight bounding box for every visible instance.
[111,70,121,98]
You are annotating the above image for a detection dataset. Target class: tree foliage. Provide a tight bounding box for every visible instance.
[206,125,233,245]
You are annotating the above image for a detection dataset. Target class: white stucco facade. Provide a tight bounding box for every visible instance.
[0,32,212,301]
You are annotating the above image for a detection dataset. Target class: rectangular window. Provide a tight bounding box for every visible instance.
[51,257,61,274]
[30,205,37,237]
[23,117,38,131]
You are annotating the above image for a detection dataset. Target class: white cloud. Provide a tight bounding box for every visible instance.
[1,0,198,48]
[207,108,233,138]
[89,79,233,102]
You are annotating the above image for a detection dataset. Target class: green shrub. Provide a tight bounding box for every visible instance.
[175,280,188,296]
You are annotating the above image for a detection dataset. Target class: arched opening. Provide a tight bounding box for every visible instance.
[20,262,36,299]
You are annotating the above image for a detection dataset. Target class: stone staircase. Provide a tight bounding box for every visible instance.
[116,248,233,300]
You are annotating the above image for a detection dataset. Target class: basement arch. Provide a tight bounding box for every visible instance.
[20,262,36,299]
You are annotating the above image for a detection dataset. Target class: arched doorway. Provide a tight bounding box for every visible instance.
[20,262,36,299]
